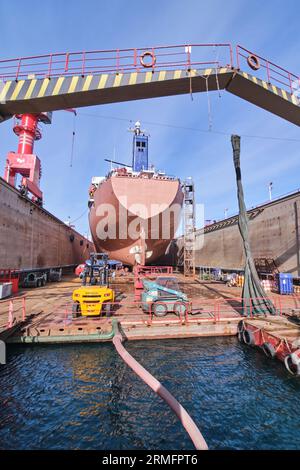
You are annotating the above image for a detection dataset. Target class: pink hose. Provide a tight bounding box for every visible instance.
[113,331,208,450]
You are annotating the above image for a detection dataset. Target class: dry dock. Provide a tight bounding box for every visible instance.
[2,273,300,346]
[0,273,245,344]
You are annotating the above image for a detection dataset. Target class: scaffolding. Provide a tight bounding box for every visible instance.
[183,178,196,277]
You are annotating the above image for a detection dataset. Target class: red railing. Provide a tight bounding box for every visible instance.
[236,45,300,95]
[134,265,175,300]
[56,296,274,328]
[0,43,299,100]
[3,294,290,339]
[0,294,26,330]
[0,294,285,333]
[1,43,299,99]
[0,44,233,81]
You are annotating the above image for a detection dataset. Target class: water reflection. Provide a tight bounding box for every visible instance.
[0,337,300,449]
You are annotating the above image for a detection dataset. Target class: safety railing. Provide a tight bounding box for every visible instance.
[134,265,174,277]
[0,43,233,81]
[134,265,175,300]
[214,296,282,318]
[236,44,300,95]
[1,43,300,101]
[25,294,290,337]
[55,298,228,328]
[0,294,26,330]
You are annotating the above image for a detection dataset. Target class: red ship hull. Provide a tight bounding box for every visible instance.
[89,174,183,266]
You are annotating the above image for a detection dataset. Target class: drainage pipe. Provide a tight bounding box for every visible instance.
[6,329,115,344]
[112,322,208,450]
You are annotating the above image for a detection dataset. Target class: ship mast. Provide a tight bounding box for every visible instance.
[129,121,149,172]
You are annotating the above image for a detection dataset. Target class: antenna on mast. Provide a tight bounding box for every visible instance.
[128,120,146,135]
[129,121,149,172]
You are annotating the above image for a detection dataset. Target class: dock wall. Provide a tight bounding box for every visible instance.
[173,191,300,275]
[0,177,94,270]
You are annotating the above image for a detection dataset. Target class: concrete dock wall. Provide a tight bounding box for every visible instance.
[174,190,300,275]
[0,177,94,269]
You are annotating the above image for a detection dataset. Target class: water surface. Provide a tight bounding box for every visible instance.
[1,337,300,450]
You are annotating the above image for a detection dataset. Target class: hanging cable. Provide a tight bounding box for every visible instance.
[69,207,89,224]
[189,70,193,101]
[215,68,221,98]
[205,76,213,131]
[213,46,221,98]
[77,111,300,143]
[70,112,76,167]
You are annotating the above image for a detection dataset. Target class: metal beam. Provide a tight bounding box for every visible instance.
[0,67,300,126]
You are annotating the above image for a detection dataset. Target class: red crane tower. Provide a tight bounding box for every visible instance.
[4,112,52,205]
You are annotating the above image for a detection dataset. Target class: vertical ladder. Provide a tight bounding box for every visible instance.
[183,177,196,277]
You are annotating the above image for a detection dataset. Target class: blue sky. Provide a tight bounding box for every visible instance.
[1,0,300,236]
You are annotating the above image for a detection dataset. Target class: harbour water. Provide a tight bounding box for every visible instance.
[1,337,300,450]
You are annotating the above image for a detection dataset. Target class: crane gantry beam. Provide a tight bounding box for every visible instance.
[0,44,299,125]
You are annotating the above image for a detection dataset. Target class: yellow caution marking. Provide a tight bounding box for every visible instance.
[262,80,268,89]
[204,68,212,76]
[129,72,137,85]
[113,73,123,87]
[0,81,12,102]
[68,76,79,93]
[271,85,278,95]
[173,70,182,79]
[219,67,228,74]
[52,77,65,96]
[24,79,37,100]
[158,70,166,81]
[37,78,50,98]
[281,89,288,100]
[98,74,108,89]
[291,94,298,105]
[82,75,93,91]
[242,72,249,79]
[252,76,258,84]
[145,71,152,83]
[10,80,25,100]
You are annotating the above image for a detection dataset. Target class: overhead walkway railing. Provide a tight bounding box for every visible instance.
[0,43,299,126]
[0,44,233,80]
[236,45,300,95]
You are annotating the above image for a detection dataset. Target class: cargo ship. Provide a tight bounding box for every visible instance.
[88,122,184,266]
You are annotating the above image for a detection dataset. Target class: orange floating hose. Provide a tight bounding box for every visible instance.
[112,327,208,450]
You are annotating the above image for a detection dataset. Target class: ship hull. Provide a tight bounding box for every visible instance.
[89,175,183,266]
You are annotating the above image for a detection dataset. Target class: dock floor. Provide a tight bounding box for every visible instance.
[2,273,300,344]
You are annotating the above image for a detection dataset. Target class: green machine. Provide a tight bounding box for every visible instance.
[141,276,189,317]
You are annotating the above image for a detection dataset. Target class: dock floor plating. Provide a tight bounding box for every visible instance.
[2,273,300,345]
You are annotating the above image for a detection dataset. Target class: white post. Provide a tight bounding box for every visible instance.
[269,182,273,201]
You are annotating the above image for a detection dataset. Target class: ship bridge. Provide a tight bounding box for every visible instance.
[0,44,300,125]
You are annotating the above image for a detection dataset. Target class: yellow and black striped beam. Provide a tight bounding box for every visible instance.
[0,67,299,126]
